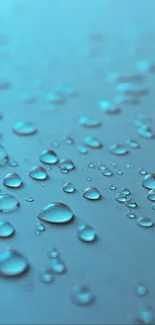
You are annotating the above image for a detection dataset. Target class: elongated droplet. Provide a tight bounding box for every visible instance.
[49,256,66,274]
[29,166,48,180]
[70,285,94,306]
[84,136,102,148]
[78,225,96,243]
[3,173,22,188]
[125,199,137,208]
[40,268,55,283]
[110,144,128,155]
[63,182,75,193]
[38,202,74,224]
[79,116,101,128]
[137,217,154,228]
[142,174,155,190]
[25,196,34,203]
[115,193,128,203]
[0,250,29,277]
[126,139,140,149]
[137,125,154,139]
[0,194,20,212]
[0,145,8,166]
[59,159,75,171]
[83,187,101,200]
[120,188,130,195]
[101,168,113,177]
[13,121,37,136]
[46,93,65,104]
[39,149,58,165]
[0,221,15,238]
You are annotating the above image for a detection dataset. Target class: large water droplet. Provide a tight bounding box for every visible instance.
[3,173,22,188]
[49,256,66,274]
[142,174,155,190]
[83,187,101,200]
[70,285,94,306]
[59,159,75,172]
[0,145,8,166]
[63,182,75,193]
[137,217,154,228]
[79,116,101,128]
[40,268,55,283]
[77,225,96,243]
[38,202,74,224]
[0,221,15,238]
[110,144,128,155]
[84,136,102,149]
[29,166,48,180]
[13,121,37,136]
[0,194,20,212]
[0,250,29,277]
[39,150,58,165]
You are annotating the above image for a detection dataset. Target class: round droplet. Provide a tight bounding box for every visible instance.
[40,268,55,284]
[78,145,88,154]
[137,217,154,228]
[110,144,128,155]
[3,173,22,188]
[142,174,155,190]
[84,136,102,149]
[83,187,101,200]
[126,139,140,149]
[25,196,34,203]
[29,166,48,180]
[127,211,136,219]
[88,162,95,168]
[136,307,153,324]
[135,283,148,297]
[63,182,75,193]
[49,256,66,274]
[137,125,154,139]
[101,168,113,177]
[70,285,94,306]
[38,202,74,224]
[79,116,101,128]
[0,145,8,166]
[8,160,19,167]
[125,199,137,208]
[13,121,37,136]
[39,149,58,165]
[36,222,45,232]
[147,190,155,201]
[109,184,116,190]
[77,225,96,243]
[116,169,123,175]
[64,136,74,145]
[48,248,60,258]
[139,167,147,175]
[59,159,75,171]
[0,194,20,212]
[0,250,29,277]
[115,193,128,203]
[120,188,130,195]
[0,221,15,238]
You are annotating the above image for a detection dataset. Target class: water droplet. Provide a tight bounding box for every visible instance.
[147,190,155,201]
[0,145,8,166]
[77,225,96,243]
[49,256,66,274]
[120,188,130,195]
[126,139,140,149]
[21,93,36,104]
[8,160,19,167]
[59,159,75,172]
[3,173,22,188]
[88,162,95,169]
[101,168,113,177]
[40,268,55,283]
[135,283,148,297]
[84,136,102,149]
[64,136,74,145]
[48,248,60,258]
[29,166,48,180]
[115,193,128,203]
[142,174,155,190]
[46,93,65,105]
[38,202,74,224]
[125,199,137,208]
[0,194,20,212]
[36,222,45,232]
[127,211,136,219]
[63,182,75,193]
[136,306,153,324]
[25,196,34,203]
[152,203,155,210]
[39,150,58,165]
[126,163,133,169]
[86,176,91,181]
[79,116,101,128]
[110,144,128,155]
[83,187,101,200]
[137,217,154,228]
[137,125,154,139]
[0,221,15,238]
[0,249,29,277]
[139,167,147,175]
[13,121,37,136]
[78,145,88,154]
[109,184,116,190]
[98,163,107,171]
[70,285,94,306]
[99,100,120,114]
[116,169,123,175]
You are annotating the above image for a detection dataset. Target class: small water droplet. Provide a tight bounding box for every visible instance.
[13,121,37,136]
[126,139,140,149]
[48,248,60,258]
[86,176,92,181]
[135,282,148,297]
[8,160,19,167]
[0,194,20,212]
[99,100,120,114]
[46,93,65,104]
[127,211,136,219]
[79,116,101,128]
[152,203,155,210]
[139,167,147,175]
[78,145,88,154]
[120,188,130,195]
[38,202,74,224]
[0,221,15,238]
[25,196,34,203]
[70,285,94,306]
[115,193,128,203]
[83,187,101,200]
[109,184,116,190]
[101,168,113,177]
[0,145,8,166]
[59,159,75,172]
[40,268,55,284]
[49,256,66,274]
[137,125,154,139]
[0,249,29,277]
[39,149,58,165]
[77,225,96,243]
[64,136,74,145]
[136,306,153,324]
[137,217,154,228]
[3,173,22,188]
[84,136,102,149]
[125,199,137,208]
[116,169,123,175]
[29,166,48,180]
[63,182,75,193]
[36,222,45,232]
[88,162,95,169]
[142,174,155,190]
[110,144,128,155]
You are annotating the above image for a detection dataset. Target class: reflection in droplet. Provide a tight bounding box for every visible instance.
[0,249,29,277]
[39,150,58,165]
[29,166,48,180]
[137,217,154,228]
[70,285,94,306]
[3,173,22,188]
[13,121,37,136]
[142,174,155,190]
[38,202,74,224]
[77,225,96,243]
[40,268,55,284]
[0,221,15,238]
[110,144,128,155]
[84,136,102,149]
[83,187,101,200]
[63,182,75,193]
[0,194,20,212]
